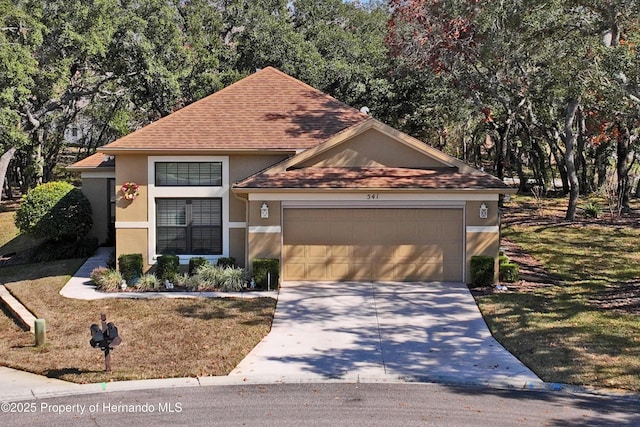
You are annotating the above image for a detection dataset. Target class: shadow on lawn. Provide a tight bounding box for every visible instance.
[175,298,275,324]
[46,367,104,378]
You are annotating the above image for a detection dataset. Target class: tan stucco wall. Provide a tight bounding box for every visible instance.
[229,154,288,222]
[116,228,151,271]
[229,228,246,268]
[465,200,499,226]
[298,128,448,169]
[247,232,281,263]
[115,155,148,222]
[114,155,149,267]
[246,200,281,272]
[465,199,501,283]
[248,200,281,226]
[465,231,500,284]
[81,177,110,244]
[111,153,288,268]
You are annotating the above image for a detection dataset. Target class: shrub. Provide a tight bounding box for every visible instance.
[252,258,279,289]
[118,253,143,285]
[93,269,123,292]
[499,262,520,283]
[175,273,198,291]
[14,181,92,242]
[498,255,510,266]
[106,250,116,269]
[31,238,98,262]
[156,254,180,282]
[136,273,161,291]
[216,257,236,268]
[192,263,221,290]
[583,201,602,219]
[470,256,495,288]
[188,257,208,275]
[90,267,108,285]
[220,267,246,292]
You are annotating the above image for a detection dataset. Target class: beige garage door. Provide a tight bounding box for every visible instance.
[283,208,463,281]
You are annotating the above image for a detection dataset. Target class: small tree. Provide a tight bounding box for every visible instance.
[14,181,92,242]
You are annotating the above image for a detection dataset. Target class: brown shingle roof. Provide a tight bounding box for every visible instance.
[100,67,370,152]
[66,153,114,171]
[233,167,511,190]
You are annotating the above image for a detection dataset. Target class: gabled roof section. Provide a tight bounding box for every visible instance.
[265,120,479,174]
[66,152,114,172]
[98,67,370,153]
[233,120,513,193]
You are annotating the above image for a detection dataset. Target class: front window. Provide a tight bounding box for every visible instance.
[155,162,222,186]
[156,198,222,255]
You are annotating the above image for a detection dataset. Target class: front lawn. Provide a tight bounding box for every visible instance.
[0,200,276,384]
[474,195,640,391]
[0,260,275,384]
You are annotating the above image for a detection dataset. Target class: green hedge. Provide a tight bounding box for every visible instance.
[216,257,236,268]
[252,258,279,289]
[119,253,143,285]
[499,263,520,283]
[470,256,495,288]
[156,254,180,282]
[14,181,92,242]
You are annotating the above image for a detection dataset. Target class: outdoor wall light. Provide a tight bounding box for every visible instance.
[260,202,269,219]
[479,202,488,219]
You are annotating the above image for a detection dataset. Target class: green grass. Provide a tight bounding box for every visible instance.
[478,284,640,390]
[0,209,43,258]
[504,224,640,284]
[475,195,640,391]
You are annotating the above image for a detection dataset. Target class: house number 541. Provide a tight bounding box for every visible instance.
[366,194,379,200]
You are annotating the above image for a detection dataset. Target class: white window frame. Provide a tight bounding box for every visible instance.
[148,156,229,264]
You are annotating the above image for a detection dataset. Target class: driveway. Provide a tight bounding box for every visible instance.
[230,282,543,387]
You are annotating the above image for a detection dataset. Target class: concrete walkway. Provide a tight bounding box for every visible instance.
[231,281,543,388]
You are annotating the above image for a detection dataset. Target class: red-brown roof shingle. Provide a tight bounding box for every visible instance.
[66,153,114,171]
[101,67,370,152]
[233,167,511,190]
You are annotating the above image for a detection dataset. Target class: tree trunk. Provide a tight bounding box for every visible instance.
[0,148,17,203]
[564,99,580,221]
[595,142,610,189]
[494,122,511,181]
[616,121,632,212]
[576,108,590,193]
[546,129,569,194]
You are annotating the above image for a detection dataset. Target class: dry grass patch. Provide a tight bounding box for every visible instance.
[0,260,275,384]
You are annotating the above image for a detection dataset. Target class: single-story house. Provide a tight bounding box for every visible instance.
[68,67,514,283]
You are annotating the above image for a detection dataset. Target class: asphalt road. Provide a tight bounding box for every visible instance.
[1,383,638,426]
